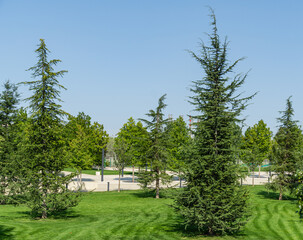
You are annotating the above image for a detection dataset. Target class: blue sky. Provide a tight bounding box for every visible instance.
[0,0,302,136]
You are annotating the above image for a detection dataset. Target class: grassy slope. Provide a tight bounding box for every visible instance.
[0,186,302,240]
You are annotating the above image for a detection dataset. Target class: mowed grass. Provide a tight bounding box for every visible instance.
[64,168,133,175]
[244,186,303,240]
[0,186,303,239]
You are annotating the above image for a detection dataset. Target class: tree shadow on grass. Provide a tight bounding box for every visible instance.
[131,190,156,198]
[131,188,181,199]
[16,209,81,220]
[256,190,297,201]
[0,225,15,240]
[163,216,246,239]
[49,209,81,220]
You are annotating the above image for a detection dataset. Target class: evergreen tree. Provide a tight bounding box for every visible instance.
[139,94,172,198]
[175,11,254,235]
[20,39,80,218]
[0,80,20,204]
[267,97,303,200]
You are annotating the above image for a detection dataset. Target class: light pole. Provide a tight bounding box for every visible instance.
[101,148,104,182]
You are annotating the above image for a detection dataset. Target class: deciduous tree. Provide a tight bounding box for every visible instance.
[65,112,108,184]
[113,137,130,192]
[165,116,191,186]
[241,120,272,185]
[115,117,149,182]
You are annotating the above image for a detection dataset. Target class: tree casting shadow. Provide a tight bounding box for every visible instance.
[163,217,246,239]
[256,190,297,201]
[17,209,81,220]
[0,225,15,240]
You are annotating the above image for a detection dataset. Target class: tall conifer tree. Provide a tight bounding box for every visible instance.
[20,39,80,218]
[268,97,303,200]
[139,94,171,198]
[175,10,254,235]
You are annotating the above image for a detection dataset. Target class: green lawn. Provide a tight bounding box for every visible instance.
[0,186,302,239]
[64,168,133,175]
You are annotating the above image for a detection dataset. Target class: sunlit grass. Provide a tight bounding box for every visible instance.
[0,186,302,239]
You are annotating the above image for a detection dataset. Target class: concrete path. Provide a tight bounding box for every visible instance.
[64,168,184,192]
[64,168,274,192]
[242,171,273,185]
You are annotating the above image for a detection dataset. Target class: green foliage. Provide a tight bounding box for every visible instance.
[267,97,303,200]
[175,10,253,235]
[293,171,303,218]
[113,137,130,192]
[113,136,130,172]
[165,116,191,172]
[68,121,94,170]
[114,117,149,167]
[19,39,80,219]
[138,94,172,198]
[0,80,20,204]
[114,117,149,183]
[90,121,109,167]
[105,136,115,159]
[241,120,272,174]
[65,112,108,172]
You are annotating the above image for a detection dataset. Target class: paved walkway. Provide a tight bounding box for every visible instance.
[64,168,273,192]
[64,168,184,192]
[242,171,272,185]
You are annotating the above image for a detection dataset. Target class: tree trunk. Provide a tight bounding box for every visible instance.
[156,167,160,199]
[259,165,261,178]
[118,172,121,193]
[252,170,255,187]
[132,165,135,183]
[41,185,48,219]
[80,170,82,188]
[41,200,47,219]
[279,189,283,200]
[179,169,182,188]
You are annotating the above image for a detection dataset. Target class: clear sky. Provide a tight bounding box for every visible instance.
[0,0,302,136]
